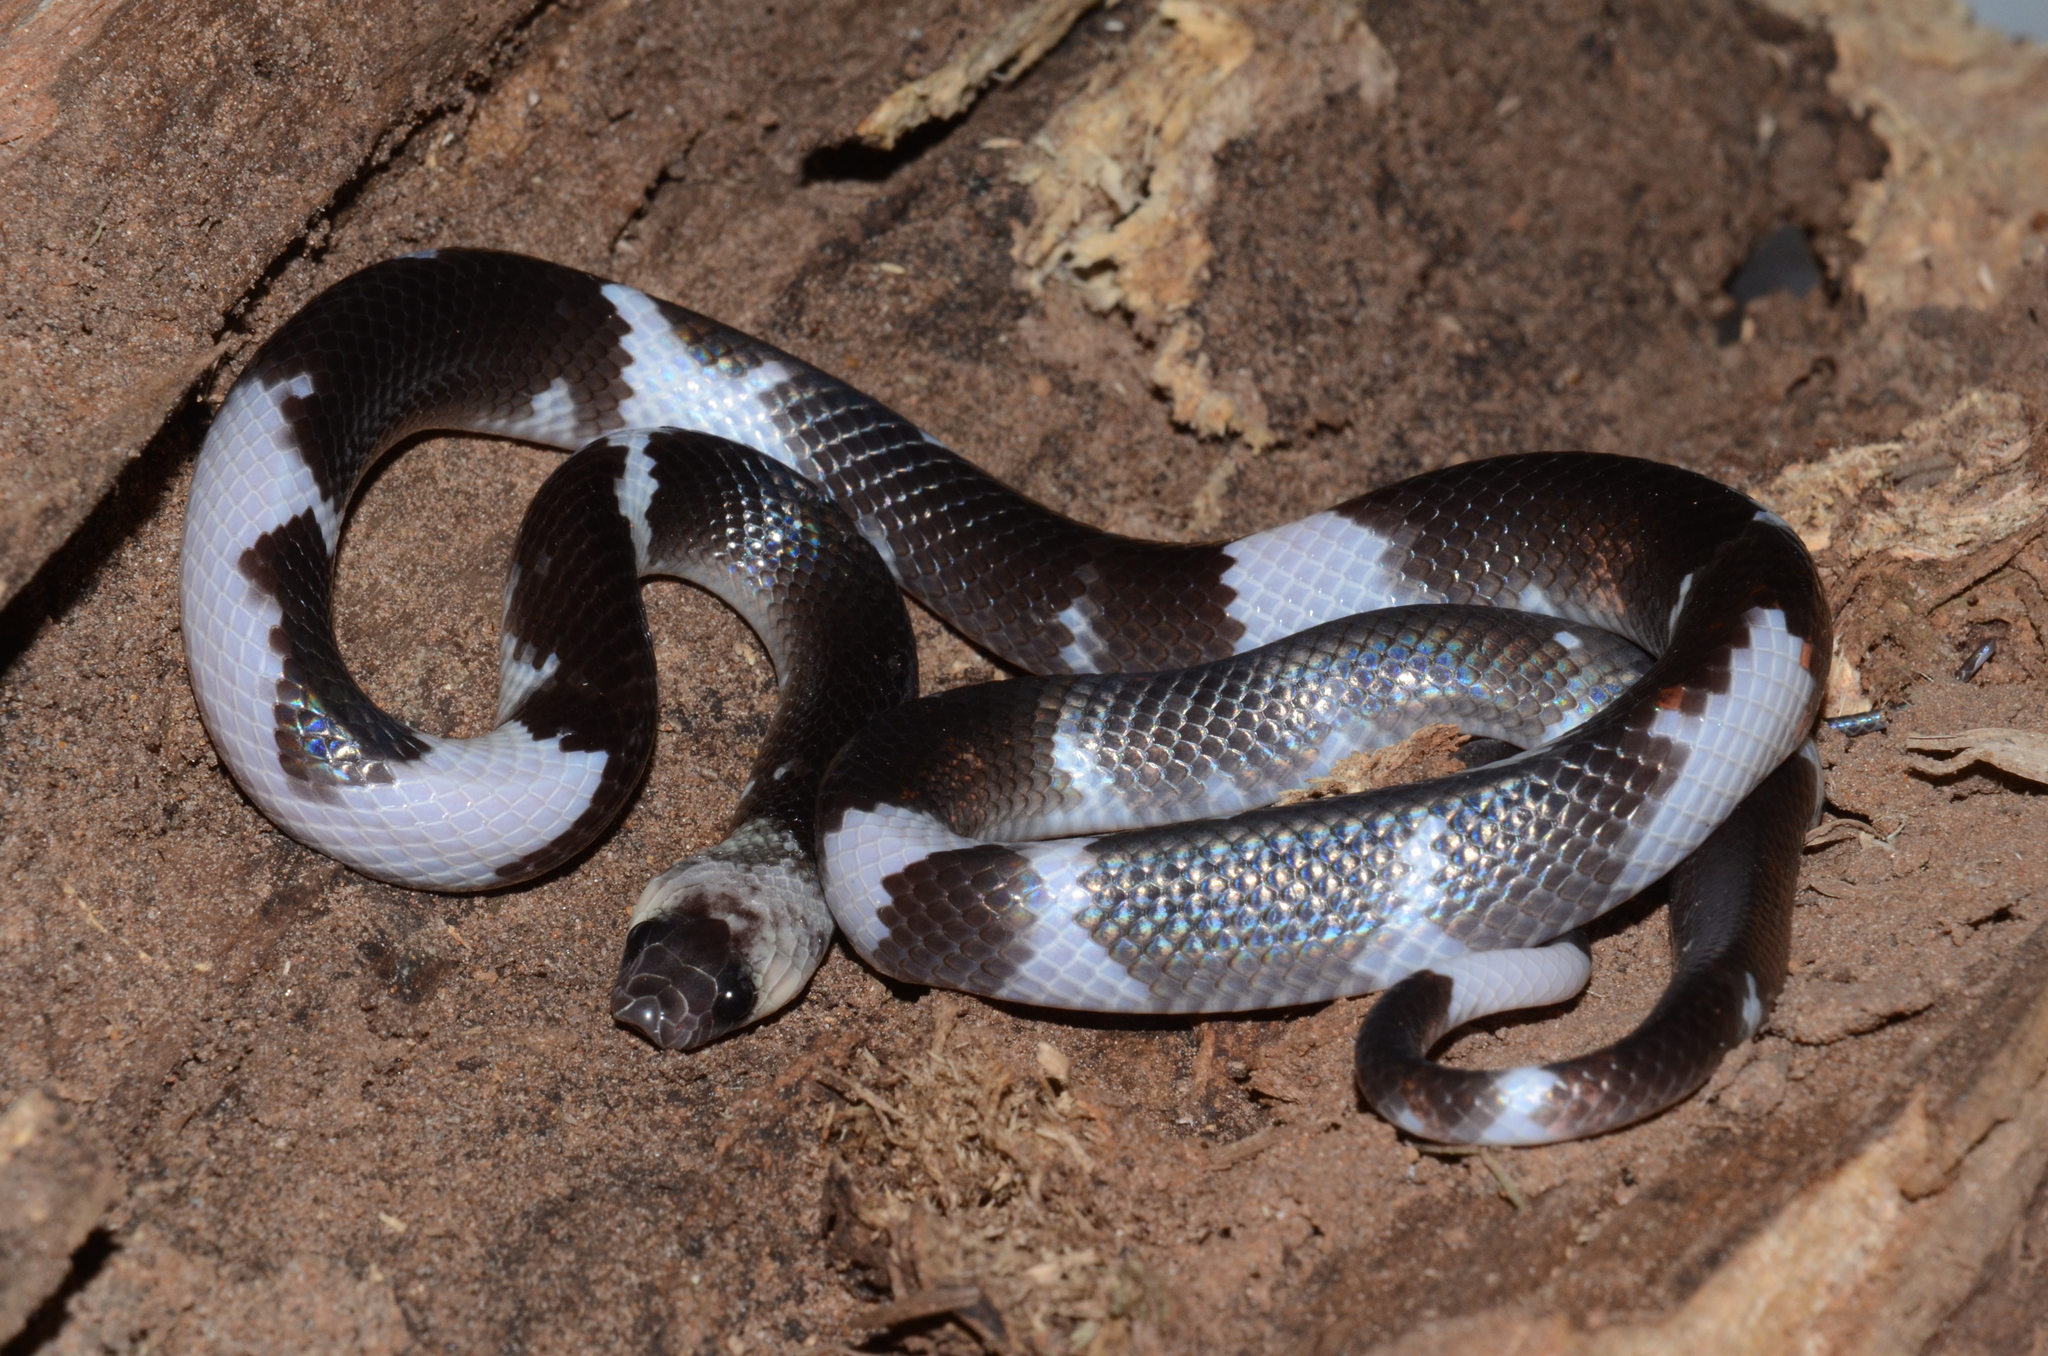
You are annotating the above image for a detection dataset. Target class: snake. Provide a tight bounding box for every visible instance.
[180,249,1829,1145]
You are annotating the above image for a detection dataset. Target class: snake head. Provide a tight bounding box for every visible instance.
[611,911,758,1051]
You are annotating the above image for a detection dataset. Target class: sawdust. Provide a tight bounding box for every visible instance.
[10,0,2048,1351]
[44,1224,412,1356]
[1757,387,2038,561]
[1772,973,1941,1045]
[0,0,538,617]
[1763,0,2048,315]
[1754,386,2045,713]
[820,996,1160,1355]
[0,0,123,174]
[0,1089,120,1344]
[1364,927,2048,1356]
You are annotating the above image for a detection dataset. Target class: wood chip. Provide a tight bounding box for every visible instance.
[860,1283,1012,1350]
[1903,727,2048,786]
[1205,1124,1285,1170]
[854,0,1102,150]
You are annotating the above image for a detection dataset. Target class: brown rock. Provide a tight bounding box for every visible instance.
[0,1089,121,1346]
[0,0,540,611]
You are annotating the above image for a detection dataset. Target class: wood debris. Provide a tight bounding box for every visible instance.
[1753,387,2048,712]
[817,999,1155,1352]
[855,0,1105,151]
[1008,0,1396,525]
[1903,726,2048,785]
[1762,0,2048,313]
[1273,724,1473,805]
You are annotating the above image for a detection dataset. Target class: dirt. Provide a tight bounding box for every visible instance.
[4,0,2048,1353]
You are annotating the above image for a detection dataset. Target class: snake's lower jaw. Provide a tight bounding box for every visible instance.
[611,915,758,1051]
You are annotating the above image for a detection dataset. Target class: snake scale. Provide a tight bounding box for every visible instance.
[180,250,1828,1145]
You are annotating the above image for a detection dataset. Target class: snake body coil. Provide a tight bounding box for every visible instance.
[182,250,1829,1144]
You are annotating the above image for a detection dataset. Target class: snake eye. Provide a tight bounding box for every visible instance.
[710,958,756,1028]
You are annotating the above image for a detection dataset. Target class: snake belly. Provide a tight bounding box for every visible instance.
[182,249,1829,1142]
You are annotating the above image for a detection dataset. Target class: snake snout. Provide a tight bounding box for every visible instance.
[611,913,757,1051]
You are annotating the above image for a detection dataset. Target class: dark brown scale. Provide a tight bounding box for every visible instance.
[755,374,1244,672]
[615,912,756,1038]
[820,605,1651,846]
[821,606,1660,1004]
[212,252,1831,1140]
[637,437,918,855]
[815,678,1062,837]
[1332,455,1830,652]
[488,445,658,881]
[238,508,429,779]
[1355,749,1814,1143]
[227,252,652,810]
[874,844,1044,991]
[250,252,635,510]
[604,431,917,1050]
